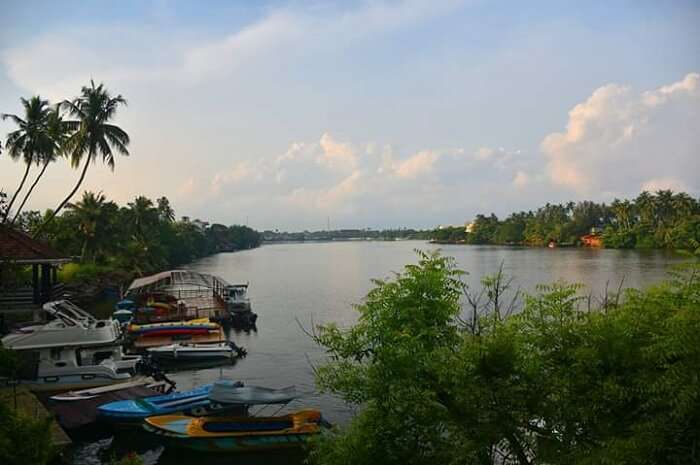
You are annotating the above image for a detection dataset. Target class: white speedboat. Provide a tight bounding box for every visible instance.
[223,283,251,312]
[147,341,246,361]
[1,300,141,392]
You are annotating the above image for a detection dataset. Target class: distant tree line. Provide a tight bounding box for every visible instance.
[13,192,261,276]
[263,228,430,242]
[432,191,700,253]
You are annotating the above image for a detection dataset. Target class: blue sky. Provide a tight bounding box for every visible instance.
[1,1,698,230]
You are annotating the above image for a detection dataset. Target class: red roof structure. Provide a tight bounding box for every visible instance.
[0,225,70,264]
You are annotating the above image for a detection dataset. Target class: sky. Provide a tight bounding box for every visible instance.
[0,0,698,231]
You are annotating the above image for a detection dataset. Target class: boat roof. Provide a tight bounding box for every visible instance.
[1,301,120,350]
[127,270,231,294]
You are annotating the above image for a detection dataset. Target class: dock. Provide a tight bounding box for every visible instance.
[0,386,72,447]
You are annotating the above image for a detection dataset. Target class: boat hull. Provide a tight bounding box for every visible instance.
[148,428,312,452]
[144,409,322,452]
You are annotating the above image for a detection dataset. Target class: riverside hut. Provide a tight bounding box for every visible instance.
[0,225,71,315]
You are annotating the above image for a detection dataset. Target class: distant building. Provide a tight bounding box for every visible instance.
[580,231,603,248]
[465,222,475,233]
[192,219,209,231]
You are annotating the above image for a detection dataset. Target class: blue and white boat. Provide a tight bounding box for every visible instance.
[97,383,220,422]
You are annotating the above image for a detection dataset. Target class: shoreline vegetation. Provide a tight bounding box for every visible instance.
[309,251,700,465]
[430,192,700,254]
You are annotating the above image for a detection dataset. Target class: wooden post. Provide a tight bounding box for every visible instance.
[41,264,51,304]
[32,264,39,304]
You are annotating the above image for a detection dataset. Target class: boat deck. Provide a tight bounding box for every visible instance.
[133,327,226,349]
[179,294,228,321]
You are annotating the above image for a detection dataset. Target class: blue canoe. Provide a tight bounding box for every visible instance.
[98,384,215,422]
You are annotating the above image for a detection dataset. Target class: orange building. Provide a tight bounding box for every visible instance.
[580,233,602,248]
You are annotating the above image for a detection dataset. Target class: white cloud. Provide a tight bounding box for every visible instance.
[392,150,439,179]
[542,72,700,196]
[317,133,358,172]
[640,177,688,193]
[513,171,530,188]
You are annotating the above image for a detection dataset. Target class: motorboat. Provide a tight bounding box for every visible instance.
[0,300,141,391]
[98,380,245,422]
[147,341,246,361]
[49,377,172,401]
[144,409,324,451]
[223,283,251,312]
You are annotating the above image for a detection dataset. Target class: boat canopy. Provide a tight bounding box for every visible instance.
[127,270,230,294]
[208,381,297,405]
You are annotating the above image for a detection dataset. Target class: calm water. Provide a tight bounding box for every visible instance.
[70,241,686,465]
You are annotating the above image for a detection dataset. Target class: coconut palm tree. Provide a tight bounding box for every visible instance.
[671,192,697,218]
[35,80,129,236]
[128,196,158,241]
[156,196,175,223]
[1,96,54,223]
[67,191,107,262]
[635,191,656,224]
[9,108,72,225]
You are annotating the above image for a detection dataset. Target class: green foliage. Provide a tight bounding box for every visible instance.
[311,252,700,465]
[0,402,54,465]
[434,191,700,251]
[0,346,20,378]
[26,190,262,280]
[432,226,467,243]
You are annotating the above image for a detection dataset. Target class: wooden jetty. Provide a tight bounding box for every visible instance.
[0,386,72,447]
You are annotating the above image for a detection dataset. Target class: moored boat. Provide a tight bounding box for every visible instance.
[127,318,220,338]
[97,380,245,422]
[144,409,324,452]
[1,300,141,391]
[49,376,168,401]
[147,341,246,361]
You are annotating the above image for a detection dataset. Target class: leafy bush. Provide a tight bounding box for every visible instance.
[0,403,54,465]
[311,252,700,465]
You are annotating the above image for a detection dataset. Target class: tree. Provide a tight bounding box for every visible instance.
[35,80,129,236]
[156,196,175,223]
[9,108,71,224]
[67,191,108,262]
[1,96,54,223]
[311,252,700,465]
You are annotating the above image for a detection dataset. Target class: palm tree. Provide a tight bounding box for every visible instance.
[156,196,175,223]
[67,191,106,262]
[128,196,157,240]
[1,96,54,223]
[611,199,634,230]
[635,191,656,224]
[35,80,129,236]
[9,108,72,225]
[671,192,696,218]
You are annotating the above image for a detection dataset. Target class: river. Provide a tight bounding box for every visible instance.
[68,241,687,465]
